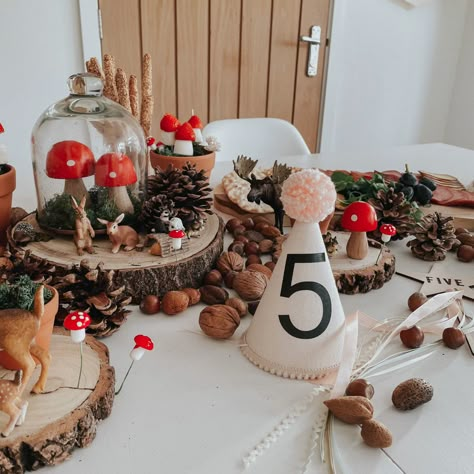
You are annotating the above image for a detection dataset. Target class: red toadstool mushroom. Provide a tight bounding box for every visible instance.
[340,201,378,260]
[380,223,397,243]
[95,152,137,214]
[46,140,95,204]
[130,334,154,361]
[169,228,186,250]
[160,113,180,146]
[63,310,91,343]
[174,123,195,156]
[0,123,4,134]
[188,114,204,143]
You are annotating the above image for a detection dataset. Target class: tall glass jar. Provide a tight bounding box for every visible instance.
[31,73,147,232]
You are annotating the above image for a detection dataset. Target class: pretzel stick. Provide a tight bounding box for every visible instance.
[116,68,131,113]
[140,53,153,137]
[129,75,140,119]
[103,53,118,101]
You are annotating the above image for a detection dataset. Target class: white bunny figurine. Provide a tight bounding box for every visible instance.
[97,214,139,253]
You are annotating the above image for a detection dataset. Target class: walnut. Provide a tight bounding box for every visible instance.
[246,263,272,279]
[162,291,189,315]
[225,297,248,317]
[217,251,244,275]
[199,305,240,339]
[258,239,274,254]
[261,226,281,238]
[181,288,201,305]
[233,270,268,301]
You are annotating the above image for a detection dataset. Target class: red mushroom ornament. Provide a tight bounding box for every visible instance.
[46,140,95,204]
[340,202,378,260]
[168,217,186,250]
[376,223,397,264]
[188,114,204,143]
[160,113,180,146]
[174,123,195,156]
[116,334,154,395]
[95,152,137,214]
[0,123,4,134]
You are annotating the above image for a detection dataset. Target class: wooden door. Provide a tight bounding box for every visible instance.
[98,0,331,151]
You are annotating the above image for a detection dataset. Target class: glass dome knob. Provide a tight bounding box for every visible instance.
[68,73,103,97]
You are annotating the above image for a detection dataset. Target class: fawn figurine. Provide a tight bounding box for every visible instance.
[0,286,51,396]
[0,371,28,437]
[71,195,95,256]
[97,214,139,253]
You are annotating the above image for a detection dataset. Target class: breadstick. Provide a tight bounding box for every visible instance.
[140,53,154,137]
[129,75,140,119]
[116,68,131,113]
[86,57,105,82]
[103,53,118,101]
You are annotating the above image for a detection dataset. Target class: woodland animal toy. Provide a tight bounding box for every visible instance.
[234,155,291,233]
[0,371,28,437]
[0,286,51,396]
[71,195,95,256]
[97,213,139,253]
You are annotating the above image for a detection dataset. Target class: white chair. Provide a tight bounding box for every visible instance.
[202,118,310,161]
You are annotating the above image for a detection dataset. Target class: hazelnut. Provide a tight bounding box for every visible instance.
[261,225,281,238]
[234,234,249,244]
[224,271,237,289]
[442,327,465,349]
[457,244,474,263]
[248,300,260,315]
[182,288,201,305]
[162,291,189,315]
[455,227,469,236]
[217,251,244,274]
[233,225,246,237]
[252,216,272,225]
[345,379,374,399]
[225,218,242,233]
[407,292,428,311]
[254,221,270,233]
[139,295,161,315]
[399,325,424,348]
[259,239,274,254]
[225,297,248,317]
[272,251,280,263]
[241,217,255,230]
[200,285,229,305]
[247,263,272,279]
[265,261,276,271]
[392,378,433,410]
[199,305,240,339]
[228,241,245,256]
[233,271,268,301]
[457,232,474,246]
[244,241,260,256]
[246,254,262,266]
[244,230,264,243]
[204,269,223,286]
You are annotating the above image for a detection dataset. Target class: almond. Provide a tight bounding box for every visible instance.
[324,396,374,424]
[360,419,392,448]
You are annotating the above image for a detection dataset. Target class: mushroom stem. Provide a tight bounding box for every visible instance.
[64,178,90,205]
[108,186,134,214]
[115,360,135,395]
[346,231,369,260]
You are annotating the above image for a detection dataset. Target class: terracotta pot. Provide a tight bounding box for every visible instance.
[0,165,15,246]
[0,286,59,370]
[150,151,216,178]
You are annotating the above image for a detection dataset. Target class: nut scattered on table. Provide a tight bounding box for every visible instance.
[324,396,374,424]
[162,291,189,315]
[233,270,269,301]
[345,379,375,399]
[139,295,160,315]
[182,288,201,305]
[217,251,244,274]
[225,297,248,317]
[246,254,262,266]
[199,304,240,339]
[199,285,229,305]
[399,325,424,349]
[204,269,224,287]
[360,419,393,448]
[246,263,273,279]
[442,327,466,349]
[392,378,433,410]
[407,292,428,312]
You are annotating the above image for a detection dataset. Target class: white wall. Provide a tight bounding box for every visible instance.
[0,0,84,210]
[321,0,468,152]
[445,1,474,150]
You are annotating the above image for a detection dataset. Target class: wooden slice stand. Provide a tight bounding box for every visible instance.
[8,213,225,303]
[0,331,114,472]
[330,232,396,294]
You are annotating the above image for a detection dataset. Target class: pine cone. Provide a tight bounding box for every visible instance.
[140,194,176,233]
[368,188,415,240]
[147,163,213,231]
[406,212,460,261]
[53,259,131,337]
[323,232,339,257]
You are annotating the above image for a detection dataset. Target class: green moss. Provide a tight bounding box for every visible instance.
[154,142,210,157]
[0,164,9,175]
[0,275,53,311]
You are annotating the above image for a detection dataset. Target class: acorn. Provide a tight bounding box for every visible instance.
[442,327,466,349]
[345,379,374,399]
[400,325,424,348]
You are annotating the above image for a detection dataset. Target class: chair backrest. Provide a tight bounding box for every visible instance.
[202,118,310,161]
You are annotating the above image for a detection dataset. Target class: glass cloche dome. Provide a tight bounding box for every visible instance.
[31,73,147,232]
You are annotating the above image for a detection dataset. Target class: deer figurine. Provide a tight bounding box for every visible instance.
[0,285,51,397]
[71,195,95,256]
[97,214,139,253]
[0,371,28,437]
[233,155,291,233]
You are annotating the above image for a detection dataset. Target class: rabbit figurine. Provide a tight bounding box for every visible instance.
[71,195,95,256]
[97,214,139,253]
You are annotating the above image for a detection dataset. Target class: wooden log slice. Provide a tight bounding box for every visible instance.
[330,232,396,294]
[8,214,225,303]
[0,332,114,473]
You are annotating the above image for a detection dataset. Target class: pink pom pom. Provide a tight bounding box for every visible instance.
[281,169,336,223]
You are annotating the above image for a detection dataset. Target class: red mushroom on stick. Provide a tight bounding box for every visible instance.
[376,223,397,264]
[188,114,204,143]
[95,152,137,214]
[341,201,378,260]
[46,140,95,204]
[174,123,195,156]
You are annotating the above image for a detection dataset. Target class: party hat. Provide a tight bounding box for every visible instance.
[241,169,346,379]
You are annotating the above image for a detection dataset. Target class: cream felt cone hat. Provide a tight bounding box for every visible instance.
[241,169,345,379]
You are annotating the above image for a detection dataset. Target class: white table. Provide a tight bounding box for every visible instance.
[29,143,474,474]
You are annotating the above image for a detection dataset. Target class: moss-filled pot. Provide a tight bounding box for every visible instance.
[150,151,215,178]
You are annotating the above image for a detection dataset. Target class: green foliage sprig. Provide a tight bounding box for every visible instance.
[0,274,53,311]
